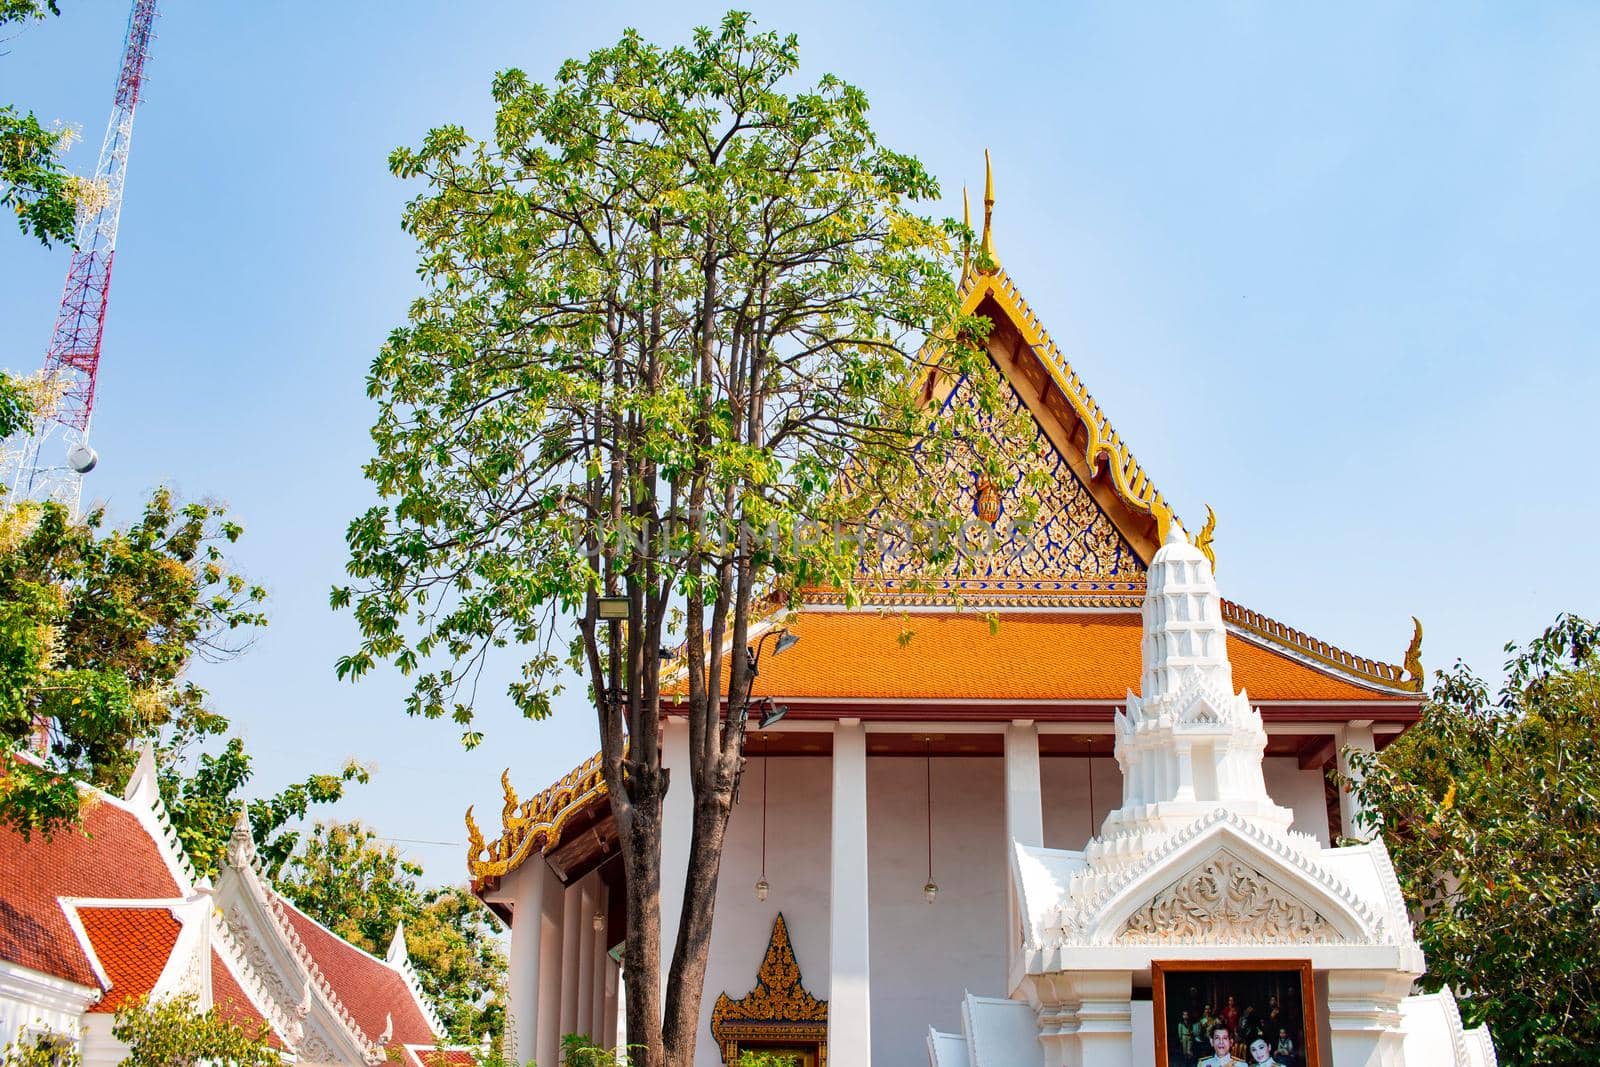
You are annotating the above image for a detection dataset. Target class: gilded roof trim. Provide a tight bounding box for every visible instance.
[466,748,612,882]
[1220,599,1421,694]
[959,266,1179,549]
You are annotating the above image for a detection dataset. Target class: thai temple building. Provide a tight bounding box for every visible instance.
[467,175,1497,1067]
[0,745,475,1066]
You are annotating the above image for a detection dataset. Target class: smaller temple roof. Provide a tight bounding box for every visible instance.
[274,894,440,1049]
[209,951,279,1043]
[0,756,469,1065]
[0,779,184,990]
[77,905,183,1014]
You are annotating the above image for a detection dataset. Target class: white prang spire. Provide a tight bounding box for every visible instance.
[1139,527,1234,701]
[1093,526,1295,865]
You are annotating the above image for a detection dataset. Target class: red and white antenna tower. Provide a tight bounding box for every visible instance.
[1,0,159,513]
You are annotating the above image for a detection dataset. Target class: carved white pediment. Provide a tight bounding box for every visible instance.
[1117,848,1338,944]
[1176,697,1224,726]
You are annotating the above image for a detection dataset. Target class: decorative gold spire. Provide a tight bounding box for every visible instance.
[500,768,519,822]
[978,149,997,273]
[1195,504,1218,573]
[1403,617,1425,691]
[465,806,485,865]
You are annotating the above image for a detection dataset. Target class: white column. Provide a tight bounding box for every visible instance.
[560,879,582,1037]
[602,954,620,1053]
[536,863,566,1067]
[1324,970,1410,1067]
[1337,722,1377,840]
[576,877,597,1038]
[1005,720,1043,847]
[504,862,546,1066]
[829,719,872,1066]
[1005,721,1043,978]
[659,717,693,1007]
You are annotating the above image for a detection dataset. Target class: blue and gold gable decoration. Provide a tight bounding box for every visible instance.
[856,360,1149,605]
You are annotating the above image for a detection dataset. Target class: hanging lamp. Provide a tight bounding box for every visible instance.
[923,737,938,903]
[755,733,770,902]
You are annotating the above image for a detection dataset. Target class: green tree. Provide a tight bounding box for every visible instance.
[110,994,278,1067]
[1,1,80,248]
[0,491,365,873]
[275,820,507,1045]
[0,373,32,440]
[0,1027,78,1067]
[1353,614,1600,1067]
[337,14,1008,1065]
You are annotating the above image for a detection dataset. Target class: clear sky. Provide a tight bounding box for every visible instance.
[3,2,1596,884]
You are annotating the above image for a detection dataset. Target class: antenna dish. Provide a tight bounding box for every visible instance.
[67,443,98,474]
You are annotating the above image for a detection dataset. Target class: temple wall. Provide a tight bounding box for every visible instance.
[1263,755,1334,846]
[1041,755,1122,850]
[700,755,834,1067]
[866,756,1009,1067]
[678,747,1336,1067]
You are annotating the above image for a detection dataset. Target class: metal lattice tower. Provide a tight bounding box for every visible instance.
[1,0,158,513]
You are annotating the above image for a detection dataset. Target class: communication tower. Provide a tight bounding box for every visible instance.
[0,0,159,512]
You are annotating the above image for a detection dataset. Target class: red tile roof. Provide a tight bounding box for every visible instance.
[274,896,436,1047]
[210,950,281,1047]
[0,788,182,989]
[394,1048,476,1067]
[78,905,181,1013]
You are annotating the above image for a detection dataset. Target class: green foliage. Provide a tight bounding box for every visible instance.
[559,1034,623,1065]
[1353,613,1600,1067]
[733,1052,798,1067]
[1,3,76,249]
[0,106,77,247]
[0,1027,78,1067]
[110,994,277,1067]
[337,9,1010,739]
[0,373,32,440]
[540,1047,791,1067]
[276,820,507,1045]
[0,491,363,873]
[0,3,63,22]
[339,15,1022,1061]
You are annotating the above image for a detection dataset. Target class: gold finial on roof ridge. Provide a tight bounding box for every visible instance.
[1403,617,1425,691]
[979,149,998,273]
[1195,505,1217,573]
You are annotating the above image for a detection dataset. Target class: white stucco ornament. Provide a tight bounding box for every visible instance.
[928,526,1495,1067]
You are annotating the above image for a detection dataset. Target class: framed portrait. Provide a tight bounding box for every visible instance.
[1152,959,1322,1067]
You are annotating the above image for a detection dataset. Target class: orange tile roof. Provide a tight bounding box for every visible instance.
[274,894,436,1048]
[210,949,281,1046]
[79,905,181,1013]
[394,1048,477,1067]
[688,610,1403,704]
[0,786,182,989]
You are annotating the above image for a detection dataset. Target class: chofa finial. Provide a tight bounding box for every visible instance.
[1195,505,1218,573]
[1403,617,1424,691]
[979,149,998,273]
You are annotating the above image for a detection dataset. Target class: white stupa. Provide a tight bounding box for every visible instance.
[926,528,1496,1067]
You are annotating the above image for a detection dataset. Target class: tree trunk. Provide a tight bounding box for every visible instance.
[618,768,666,1067]
[661,778,736,1066]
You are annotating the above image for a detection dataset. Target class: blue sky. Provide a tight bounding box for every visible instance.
[3,2,1596,884]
